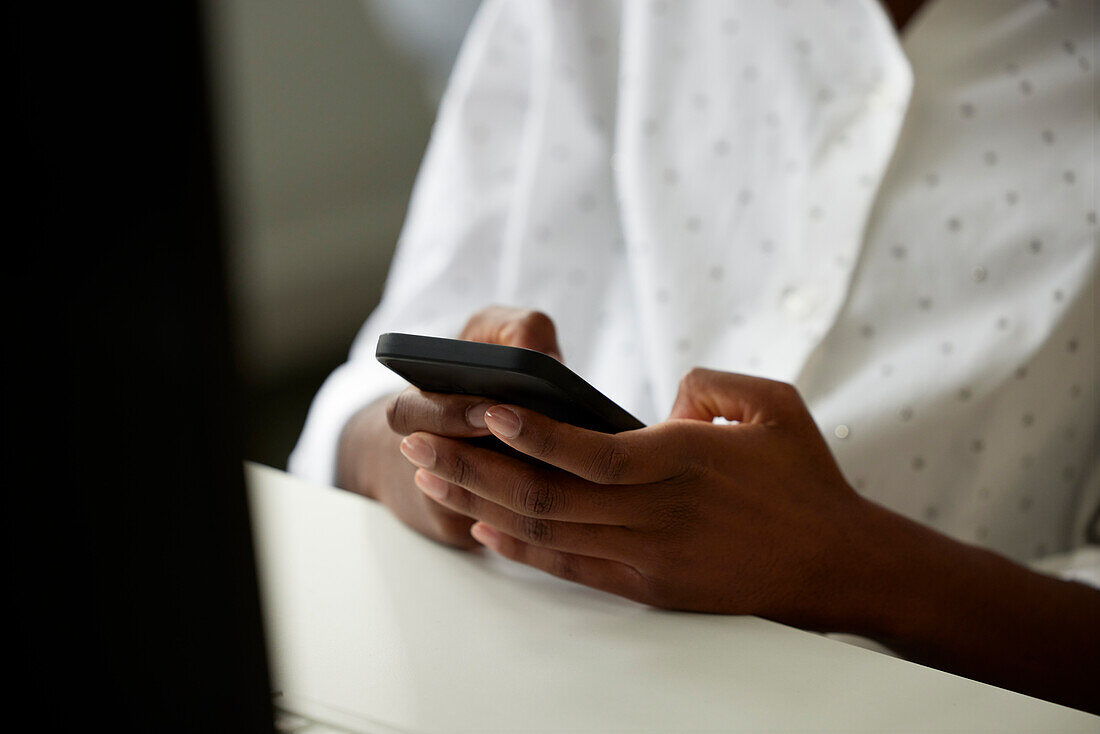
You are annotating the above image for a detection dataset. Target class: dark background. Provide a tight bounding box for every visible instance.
[206,0,478,470]
[5,3,481,728]
[8,4,271,729]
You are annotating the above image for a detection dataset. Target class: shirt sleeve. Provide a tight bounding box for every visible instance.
[287,0,540,486]
[1028,451,1100,590]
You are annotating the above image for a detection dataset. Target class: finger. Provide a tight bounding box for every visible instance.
[460,306,564,360]
[422,497,480,550]
[386,386,495,437]
[414,470,634,561]
[401,433,640,524]
[471,522,649,604]
[481,406,682,485]
[667,368,805,425]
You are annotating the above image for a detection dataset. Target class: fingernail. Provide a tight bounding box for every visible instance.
[470,522,500,548]
[414,470,448,500]
[484,406,521,438]
[399,435,435,468]
[466,402,492,428]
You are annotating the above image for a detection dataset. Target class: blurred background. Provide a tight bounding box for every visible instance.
[206,0,481,468]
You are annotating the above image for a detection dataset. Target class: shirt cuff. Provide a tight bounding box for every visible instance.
[1028,546,1100,590]
[287,358,406,488]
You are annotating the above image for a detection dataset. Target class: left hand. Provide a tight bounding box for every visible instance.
[398,368,878,630]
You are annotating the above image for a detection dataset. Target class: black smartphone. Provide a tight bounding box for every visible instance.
[376,332,645,434]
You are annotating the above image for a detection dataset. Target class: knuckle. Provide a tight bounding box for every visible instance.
[449,452,477,487]
[387,389,459,435]
[550,552,579,582]
[520,516,554,545]
[427,394,453,432]
[769,381,806,417]
[501,310,557,349]
[386,391,413,434]
[520,310,555,334]
[588,442,631,483]
[681,366,710,390]
[518,474,558,516]
[770,379,799,402]
[532,424,559,458]
[784,382,806,405]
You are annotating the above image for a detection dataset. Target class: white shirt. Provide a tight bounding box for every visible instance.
[290,0,1098,581]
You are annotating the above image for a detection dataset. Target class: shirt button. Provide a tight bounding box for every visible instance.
[781,286,820,320]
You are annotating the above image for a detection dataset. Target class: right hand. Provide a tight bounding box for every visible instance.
[336,306,563,548]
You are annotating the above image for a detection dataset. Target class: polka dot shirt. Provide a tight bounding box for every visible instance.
[291,0,1098,581]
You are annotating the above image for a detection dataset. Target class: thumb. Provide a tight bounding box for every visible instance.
[668,368,802,425]
[461,306,563,360]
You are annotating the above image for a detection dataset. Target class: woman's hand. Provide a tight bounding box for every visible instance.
[399,367,874,628]
[336,306,563,548]
[401,366,1100,712]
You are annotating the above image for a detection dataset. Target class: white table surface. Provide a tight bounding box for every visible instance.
[246,463,1099,733]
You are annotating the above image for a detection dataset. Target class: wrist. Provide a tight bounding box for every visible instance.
[839,498,1031,651]
[336,395,396,501]
[841,500,1100,710]
[827,497,969,642]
